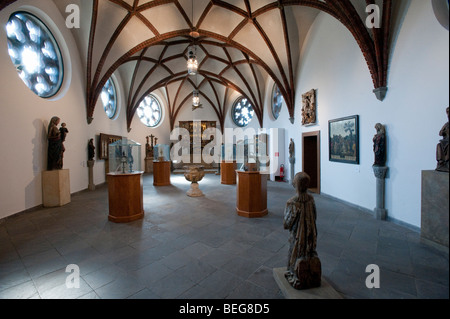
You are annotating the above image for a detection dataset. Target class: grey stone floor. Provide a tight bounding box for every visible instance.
[0,174,448,299]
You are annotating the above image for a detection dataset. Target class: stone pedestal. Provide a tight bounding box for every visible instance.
[421,170,449,248]
[184,165,205,197]
[42,169,71,207]
[145,157,154,174]
[187,182,204,197]
[273,268,342,299]
[289,157,295,185]
[373,166,388,220]
[87,160,95,191]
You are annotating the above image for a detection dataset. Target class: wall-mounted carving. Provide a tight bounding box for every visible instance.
[301,89,316,126]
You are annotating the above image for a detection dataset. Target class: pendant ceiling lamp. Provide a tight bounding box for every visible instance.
[193,89,200,107]
[187,46,198,76]
[189,0,200,110]
[187,0,199,76]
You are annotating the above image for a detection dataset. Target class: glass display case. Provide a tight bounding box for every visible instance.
[236,136,268,171]
[221,144,236,162]
[154,144,171,162]
[236,139,252,170]
[109,138,142,173]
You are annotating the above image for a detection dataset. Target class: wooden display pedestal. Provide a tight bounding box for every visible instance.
[107,172,144,223]
[236,171,268,218]
[221,161,237,185]
[42,169,71,207]
[153,161,171,186]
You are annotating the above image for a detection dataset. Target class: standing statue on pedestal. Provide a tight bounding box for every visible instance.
[88,138,95,161]
[146,135,156,159]
[47,116,63,170]
[283,172,321,290]
[373,123,386,167]
[289,138,295,160]
[288,138,295,184]
[372,123,388,220]
[87,138,96,191]
[436,107,449,172]
[146,136,151,159]
[145,135,157,174]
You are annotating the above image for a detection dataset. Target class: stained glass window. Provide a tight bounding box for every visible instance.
[137,94,162,127]
[6,12,64,98]
[232,97,254,127]
[101,78,117,119]
[271,84,283,120]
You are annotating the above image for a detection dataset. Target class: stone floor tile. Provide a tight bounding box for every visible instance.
[0,174,447,299]
[149,272,196,299]
[197,269,244,299]
[94,274,146,299]
[132,260,174,286]
[0,280,38,299]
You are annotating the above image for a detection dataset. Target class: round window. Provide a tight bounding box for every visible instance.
[271,84,283,120]
[6,12,64,98]
[101,78,118,119]
[232,97,254,127]
[137,94,162,127]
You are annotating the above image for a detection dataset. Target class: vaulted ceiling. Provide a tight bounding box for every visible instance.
[1,0,394,132]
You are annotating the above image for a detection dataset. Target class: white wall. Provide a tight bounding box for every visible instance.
[266,0,449,228]
[0,0,129,219]
[0,0,448,229]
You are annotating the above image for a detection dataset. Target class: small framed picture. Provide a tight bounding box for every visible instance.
[329,115,359,164]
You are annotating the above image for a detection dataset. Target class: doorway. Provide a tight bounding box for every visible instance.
[302,131,321,194]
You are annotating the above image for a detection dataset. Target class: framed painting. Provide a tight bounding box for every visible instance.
[328,115,359,164]
[98,133,122,160]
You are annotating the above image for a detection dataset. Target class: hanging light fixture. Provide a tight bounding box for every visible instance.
[192,89,200,107]
[187,46,198,76]
[187,0,199,76]
[189,0,200,110]
[192,73,202,110]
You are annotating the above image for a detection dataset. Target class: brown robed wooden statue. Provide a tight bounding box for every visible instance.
[283,172,322,290]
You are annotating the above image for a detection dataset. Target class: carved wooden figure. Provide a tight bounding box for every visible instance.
[301,89,316,126]
[436,107,449,172]
[47,116,63,170]
[283,172,321,290]
[373,123,386,167]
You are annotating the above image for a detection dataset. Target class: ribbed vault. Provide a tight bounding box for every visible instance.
[1,0,394,131]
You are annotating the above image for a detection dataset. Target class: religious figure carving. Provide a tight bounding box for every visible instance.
[436,107,449,172]
[59,122,69,162]
[146,136,151,159]
[47,116,63,170]
[88,138,95,161]
[289,138,295,161]
[373,123,386,167]
[283,172,321,290]
[145,134,157,159]
[301,89,316,126]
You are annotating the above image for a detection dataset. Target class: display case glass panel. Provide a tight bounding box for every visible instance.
[109,138,141,173]
[236,135,268,171]
[154,144,170,161]
[221,144,236,162]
